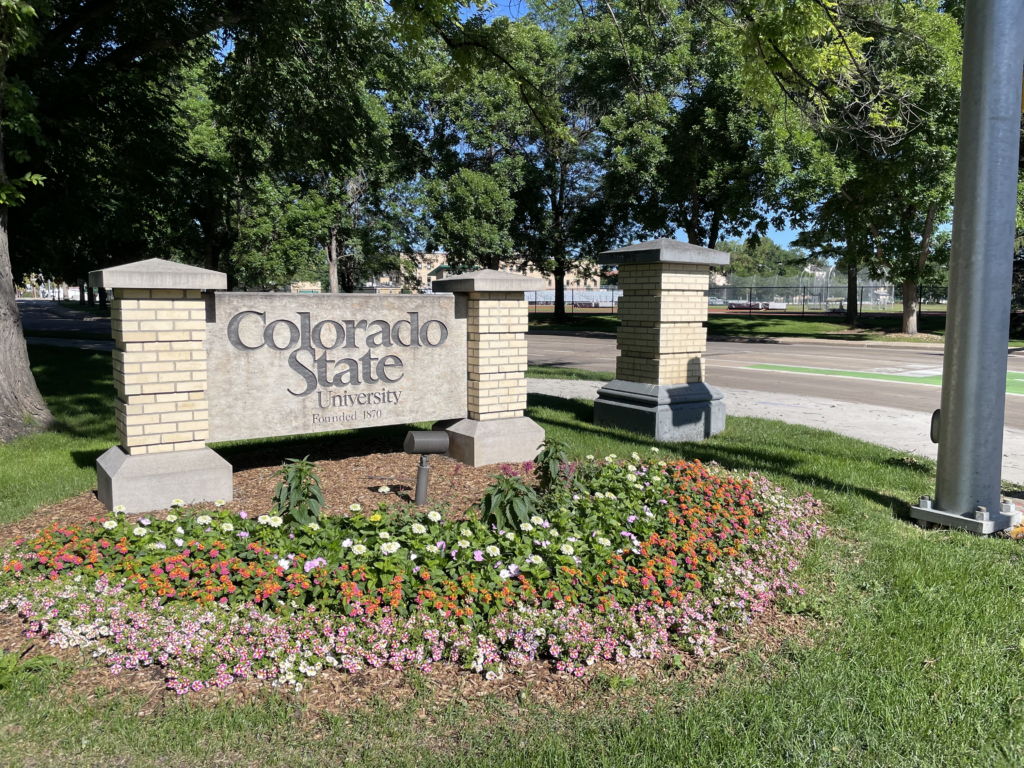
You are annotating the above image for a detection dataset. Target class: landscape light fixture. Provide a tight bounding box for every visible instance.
[403,431,450,506]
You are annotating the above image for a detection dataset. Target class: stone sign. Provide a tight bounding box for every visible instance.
[88,259,546,514]
[205,292,467,442]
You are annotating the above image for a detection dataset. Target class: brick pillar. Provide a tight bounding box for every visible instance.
[614,263,711,386]
[594,239,730,442]
[467,291,529,420]
[112,289,209,454]
[432,270,546,466]
[89,259,232,514]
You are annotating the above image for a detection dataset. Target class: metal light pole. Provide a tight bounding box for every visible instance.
[912,0,1024,534]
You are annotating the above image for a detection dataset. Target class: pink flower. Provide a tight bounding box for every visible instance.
[473,550,484,562]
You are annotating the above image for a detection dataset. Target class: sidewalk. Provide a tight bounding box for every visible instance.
[527,378,1024,484]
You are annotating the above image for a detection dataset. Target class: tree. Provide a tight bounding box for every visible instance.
[0,0,51,441]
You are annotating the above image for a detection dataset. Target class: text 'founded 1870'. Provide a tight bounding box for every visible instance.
[204,292,467,442]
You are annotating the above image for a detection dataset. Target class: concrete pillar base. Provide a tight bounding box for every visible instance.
[96,446,233,514]
[594,380,725,442]
[440,417,545,467]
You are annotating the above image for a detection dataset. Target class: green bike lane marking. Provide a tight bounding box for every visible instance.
[750,364,1024,395]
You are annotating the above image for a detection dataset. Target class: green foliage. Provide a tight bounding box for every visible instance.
[0,645,59,690]
[271,457,325,530]
[479,470,538,533]
[535,438,570,492]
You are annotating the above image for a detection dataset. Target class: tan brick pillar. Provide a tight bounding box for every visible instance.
[593,239,731,441]
[112,288,209,454]
[431,270,547,466]
[89,260,232,514]
[467,291,530,420]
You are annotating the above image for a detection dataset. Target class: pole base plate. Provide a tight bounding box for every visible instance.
[910,503,1021,536]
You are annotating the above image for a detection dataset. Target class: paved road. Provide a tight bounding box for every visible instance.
[18,298,111,334]
[528,331,1024,431]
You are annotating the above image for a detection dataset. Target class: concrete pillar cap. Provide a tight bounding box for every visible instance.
[431,269,546,293]
[598,238,730,266]
[89,258,227,291]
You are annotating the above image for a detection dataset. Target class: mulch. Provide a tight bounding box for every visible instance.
[0,450,510,545]
[0,446,816,716]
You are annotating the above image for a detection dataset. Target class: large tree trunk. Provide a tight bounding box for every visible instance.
[0,206,53,441]
[846,263,858,326]
[553,264,566,320]
[902,280,919,335]
[327,227,339,293]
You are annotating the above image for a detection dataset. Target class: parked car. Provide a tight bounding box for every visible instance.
[708,297,726,305]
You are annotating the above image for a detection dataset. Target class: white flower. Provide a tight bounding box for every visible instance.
[528,555,543,565]
[174,538,184,547]
[379,531,391,540]
[627,474,637,482]
[520,523,534,532]
[485,545,500,557]
[530,516,543,526]
[175,526,184,535]
[594,492,604,499]
[349,503,362,512]
[378,486,390,494]
[585,455,595,461]
[550,529,559,538]
[460,528,472,537]
[597,537,611,547]
[307,522,320,531]
[133,526,147,536]
[197,515,212,525]
[380,541,400,556]
[631,452,640,461]
[604,456,614,462]
[628,465,636,472]
[499,568,511,579]
[410,553,418,561]
[171,499,185,508]
[277,559,291,570]
[112,505,126,514]
[651,447,659,453]
[426,544,439,554]
[457,539,471,549]
[608,454,617,459]
[351,544,367,555]
[341,539,353,548]
[102,520,117,530]
[258,515,270,525]
[220,523,234,533]
[147,542,167,550]
[165,514,178,523]
[215,499,226,507]
[411,523,427,535]
[559,544,574,556]
[505,532,515,541]
[606,493,618,500]
[267,516,283,528]
[658,461,667,467]
[427,511,442,522]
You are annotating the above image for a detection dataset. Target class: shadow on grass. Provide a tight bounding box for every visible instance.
[527,393,915,520]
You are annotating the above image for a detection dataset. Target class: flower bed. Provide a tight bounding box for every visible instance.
[0,452,822,691]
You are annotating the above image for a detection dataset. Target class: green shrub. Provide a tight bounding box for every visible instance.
[271,456,324,529]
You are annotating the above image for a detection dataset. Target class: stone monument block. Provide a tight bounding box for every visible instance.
[593,239,730,442]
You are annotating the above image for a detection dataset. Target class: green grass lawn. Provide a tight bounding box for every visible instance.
[530,311,961,342]
[526,365,615,381]
[0,347,117,525]
[6,350,1024,765]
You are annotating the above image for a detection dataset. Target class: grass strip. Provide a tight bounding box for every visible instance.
[526,365,615,381]
[751,363,1024,395]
